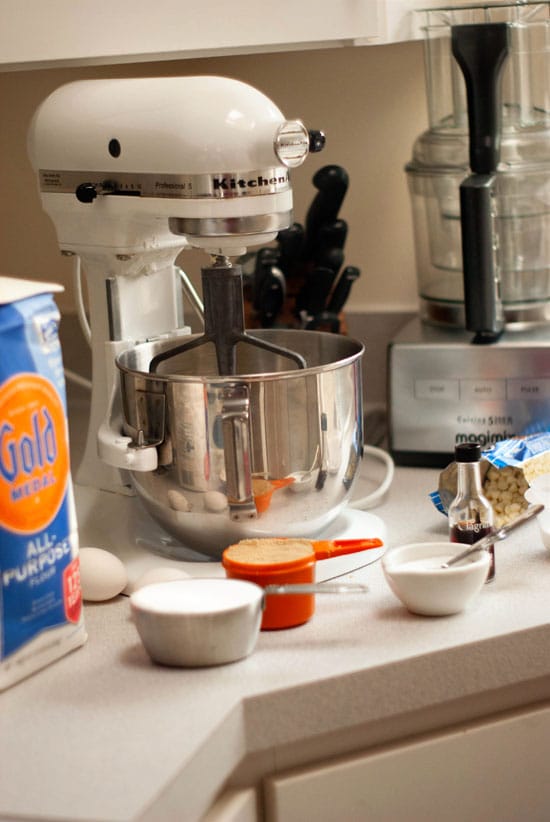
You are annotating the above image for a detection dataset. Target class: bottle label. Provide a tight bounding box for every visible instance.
[450,521,492,543]
[450,522,495,582]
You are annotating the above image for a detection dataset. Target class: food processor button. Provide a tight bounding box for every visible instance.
[414,379,459,401]
[507,378,550,401]
[459,379,506,401]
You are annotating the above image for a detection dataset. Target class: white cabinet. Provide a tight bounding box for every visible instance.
[202,788,258,822]
[0,0,379,70]
[0,0,468,71]
[264,702,550,822]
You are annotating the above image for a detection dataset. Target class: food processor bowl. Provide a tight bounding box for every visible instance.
[407,134,550,326]
[407,1,550,328]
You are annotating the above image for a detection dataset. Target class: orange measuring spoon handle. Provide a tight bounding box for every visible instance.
[253,477,295,514]
[312,538,383,560]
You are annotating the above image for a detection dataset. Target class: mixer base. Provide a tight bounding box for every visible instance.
[73,484,387,592]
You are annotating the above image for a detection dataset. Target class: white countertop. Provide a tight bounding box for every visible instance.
[2,447,550,821]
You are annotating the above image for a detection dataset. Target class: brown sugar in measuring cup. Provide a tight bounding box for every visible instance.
[222,538,317,629]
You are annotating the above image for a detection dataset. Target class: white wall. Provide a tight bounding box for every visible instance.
[0,40,427,315]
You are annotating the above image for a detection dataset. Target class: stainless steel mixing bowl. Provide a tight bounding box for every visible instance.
[116,329,364,558]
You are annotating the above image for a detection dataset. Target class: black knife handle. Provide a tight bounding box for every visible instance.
[304,311,341,332]
[259,266,286,328]
[277,222,304,279]
[295,266,337,318]
[316,219,348,253]
[303,165,349,258]
[312,165,349,198]
[317,247,344,275]
[314,219,348,271]
[252,247,279,311]
[326,266,360,315]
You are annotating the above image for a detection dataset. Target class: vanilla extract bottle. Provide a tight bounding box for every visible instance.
[448,442,495,582]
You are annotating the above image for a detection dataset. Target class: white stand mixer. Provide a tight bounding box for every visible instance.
[28,76,386,572]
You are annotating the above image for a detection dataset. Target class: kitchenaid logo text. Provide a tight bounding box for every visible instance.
[212,172,289,192]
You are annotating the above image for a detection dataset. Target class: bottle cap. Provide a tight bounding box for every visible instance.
[455,442,481,462]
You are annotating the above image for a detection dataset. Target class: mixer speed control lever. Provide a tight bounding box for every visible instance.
[75,180,117,203]
[75,182,98,203]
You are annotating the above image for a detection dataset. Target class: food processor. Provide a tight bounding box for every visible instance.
[28,76,384,562]
[389,1,550,466]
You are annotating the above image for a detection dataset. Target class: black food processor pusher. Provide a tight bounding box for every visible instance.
[452,22,510,343]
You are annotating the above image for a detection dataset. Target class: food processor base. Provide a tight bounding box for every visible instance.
[388,317,550,467]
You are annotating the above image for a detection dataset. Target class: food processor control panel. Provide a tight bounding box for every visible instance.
[389,318,550,467]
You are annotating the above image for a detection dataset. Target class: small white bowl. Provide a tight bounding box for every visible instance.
[382,542,490,616]
[527,474,550,496]
[534,508,550,551]
[130,578,264,667]
[524,488,550,551]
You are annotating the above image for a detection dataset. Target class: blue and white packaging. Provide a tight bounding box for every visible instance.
[0,276,86,690]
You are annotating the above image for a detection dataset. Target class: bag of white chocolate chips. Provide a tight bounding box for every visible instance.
[431,433,550,528]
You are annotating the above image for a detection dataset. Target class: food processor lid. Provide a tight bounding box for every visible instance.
[407,125,550,174]
[410,1,550,174]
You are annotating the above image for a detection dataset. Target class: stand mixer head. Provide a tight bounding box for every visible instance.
[29,76,319,256]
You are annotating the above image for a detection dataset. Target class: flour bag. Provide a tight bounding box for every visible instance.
[0,276,86,690]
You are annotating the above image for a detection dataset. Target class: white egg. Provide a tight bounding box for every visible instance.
[126,566,190,595]
[79,547,128,602]
[167,489,192,512]
[203,490,228,512]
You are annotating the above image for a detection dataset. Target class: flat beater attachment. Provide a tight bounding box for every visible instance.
[149,260,306,376]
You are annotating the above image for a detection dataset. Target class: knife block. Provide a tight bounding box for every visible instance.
[243,276,348,334]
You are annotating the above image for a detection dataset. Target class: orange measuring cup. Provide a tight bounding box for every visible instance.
[221,536,383,630]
